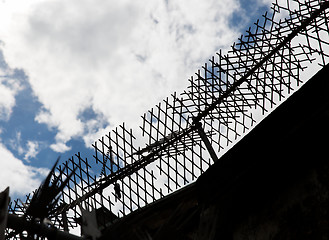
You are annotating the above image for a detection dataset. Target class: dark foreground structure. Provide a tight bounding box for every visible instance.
[101,64,329,240]
[3,1,329,239]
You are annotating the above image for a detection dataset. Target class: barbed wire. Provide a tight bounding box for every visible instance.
[7,0,329,238]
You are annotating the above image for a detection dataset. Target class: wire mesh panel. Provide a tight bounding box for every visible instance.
[6,0,329,238]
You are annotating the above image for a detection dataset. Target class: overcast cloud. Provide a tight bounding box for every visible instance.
[0,0,251,149]
[0,141,48,195]
[0,0,272,196]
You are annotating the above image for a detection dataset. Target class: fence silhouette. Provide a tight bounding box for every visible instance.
[7,0,329,237]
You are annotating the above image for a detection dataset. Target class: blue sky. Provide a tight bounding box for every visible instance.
[0,0,272,198]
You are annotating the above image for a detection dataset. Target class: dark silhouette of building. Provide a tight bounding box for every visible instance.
[99,64,329,239]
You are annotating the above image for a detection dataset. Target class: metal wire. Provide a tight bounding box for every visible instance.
[7,0,329,238]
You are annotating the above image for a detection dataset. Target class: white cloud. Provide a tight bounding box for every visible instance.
[50,141,71,153]
[8,131,43,161]
[0,83,16,120]
[0,0,272,152]
[24,140,40,160]
[0,141,48,197]
[0,53,23,121]
[9,131,25,156]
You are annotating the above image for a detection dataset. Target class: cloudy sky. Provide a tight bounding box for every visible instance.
[0,0,272,198]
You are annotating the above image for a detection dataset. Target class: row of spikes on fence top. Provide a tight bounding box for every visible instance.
[7,0,329,235]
